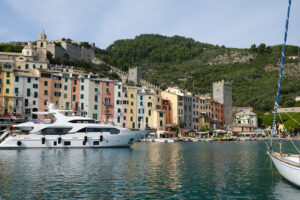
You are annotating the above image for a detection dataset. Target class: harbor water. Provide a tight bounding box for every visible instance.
[0,142,300,199]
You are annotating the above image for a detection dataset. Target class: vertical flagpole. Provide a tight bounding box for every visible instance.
[270,0,292,150]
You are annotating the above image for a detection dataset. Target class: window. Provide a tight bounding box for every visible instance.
[131,94,133,98]
[56,101,59,105]
[95,88,98,92]
[160,112,163,117]
[140,102,143,106]
[25,99,28,107]
[118,85,121,89]
[40,65,43,69]
[106,88,109,94]
[106,82,109,86]
[6,72,10,78]
[92,113,98,120]
[34,92,38,98]
[118,108,121,113]
[33,84,38,89]
[65,78,68,82]
[94,105,98,110]
[105,98,110,105]
[33,100,36,105]
[131,102,134,106]
[64,94,67,98]
[81,94,84,99]
[130,109,133,113]
[18,66,21,69]
[117,117,120,123]
[15,88,19,94]
[54,83,61,88]
[33,64,36,69]
[64,85,67,90]
[15,76,19,82]
[27,89,30,97]
[54,92,61,97]
[41,73,51,78]
[44,81,48,86]
[27,77,31,83]
[81,85,84,90]
[73,95,76,101]
[94,95,98,102]
[25,64,29,69]
[148,110,151,116]
[74,80,77,85]
[124,108,127,113]
[160,121,163,126]
[93,141,99,145]
[110,128,120,134]
[64,141,71,146]
[81,79,84,83]
[140,96,143,100]
[44,90,48,95]
[73,87,76,92]
[130,117,133,121]
[118,92,121,97]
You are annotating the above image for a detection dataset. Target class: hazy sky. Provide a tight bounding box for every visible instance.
[1,0,300,49]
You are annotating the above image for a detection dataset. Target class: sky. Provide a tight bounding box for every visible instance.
[0,0,300,49]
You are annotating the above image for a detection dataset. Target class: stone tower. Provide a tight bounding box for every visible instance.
[37,29,47,60]
[213,80,232,130]
[128,67,142,84]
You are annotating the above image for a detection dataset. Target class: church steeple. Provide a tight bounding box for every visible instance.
[37,29,47,60]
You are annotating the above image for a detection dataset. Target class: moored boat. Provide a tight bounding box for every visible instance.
[0,104,151,149]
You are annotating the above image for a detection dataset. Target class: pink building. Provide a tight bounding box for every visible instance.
[101,80,114,123]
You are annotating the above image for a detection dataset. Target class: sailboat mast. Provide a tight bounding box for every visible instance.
[270,0,292,149]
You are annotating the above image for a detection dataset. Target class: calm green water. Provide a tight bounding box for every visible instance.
[0,142,299,199]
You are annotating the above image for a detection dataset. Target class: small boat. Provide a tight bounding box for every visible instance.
[267,0,300,187]
[0,104,151,149]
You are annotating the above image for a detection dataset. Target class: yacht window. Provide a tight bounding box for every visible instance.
[110,128,120,134]
[93,141,99,145]
[64,141,71,145]
[69,119,95,123]
[41,127,72,135]
[100,128,109,132]
[86,128,102,132]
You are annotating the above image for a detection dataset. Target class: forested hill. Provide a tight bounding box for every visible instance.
[95,34,300,113]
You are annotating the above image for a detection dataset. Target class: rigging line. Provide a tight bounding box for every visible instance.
[277,104,300,126]
[270,0,292,149]
[278,112,300,153]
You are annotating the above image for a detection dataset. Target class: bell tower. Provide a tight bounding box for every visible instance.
[37,29,47,60]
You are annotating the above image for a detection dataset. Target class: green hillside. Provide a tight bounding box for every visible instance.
[96,34,300,113]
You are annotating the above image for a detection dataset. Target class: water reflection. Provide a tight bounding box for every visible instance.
[0,142,299,199]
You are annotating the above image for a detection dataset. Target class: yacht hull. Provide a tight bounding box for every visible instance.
[0,130,150,149]
[268,152,300,187]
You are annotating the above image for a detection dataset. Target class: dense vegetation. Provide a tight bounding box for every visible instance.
[0,44,23,52]
[47,52,120,81]
[259,113,300,132]
[96,34,300,113]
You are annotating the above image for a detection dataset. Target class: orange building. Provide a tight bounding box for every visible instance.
[71,75,80,113]
[101,80,114,123]
[38,70,52,112]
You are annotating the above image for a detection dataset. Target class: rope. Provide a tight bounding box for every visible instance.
[277,112,300,154]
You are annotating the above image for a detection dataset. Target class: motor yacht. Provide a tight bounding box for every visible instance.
[0,104,151,149]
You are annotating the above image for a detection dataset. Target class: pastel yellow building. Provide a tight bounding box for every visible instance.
[0,65,14,115]
[127,87,137,129]
[145,88,166,131]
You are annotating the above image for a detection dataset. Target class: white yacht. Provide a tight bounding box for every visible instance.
[0,104,151,149]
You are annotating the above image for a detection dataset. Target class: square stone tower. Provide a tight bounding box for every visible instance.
[213,80,232,130]
[128,67,141,84]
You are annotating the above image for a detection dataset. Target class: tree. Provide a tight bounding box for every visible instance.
[250,44,257,52]
[257,43,266,54]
